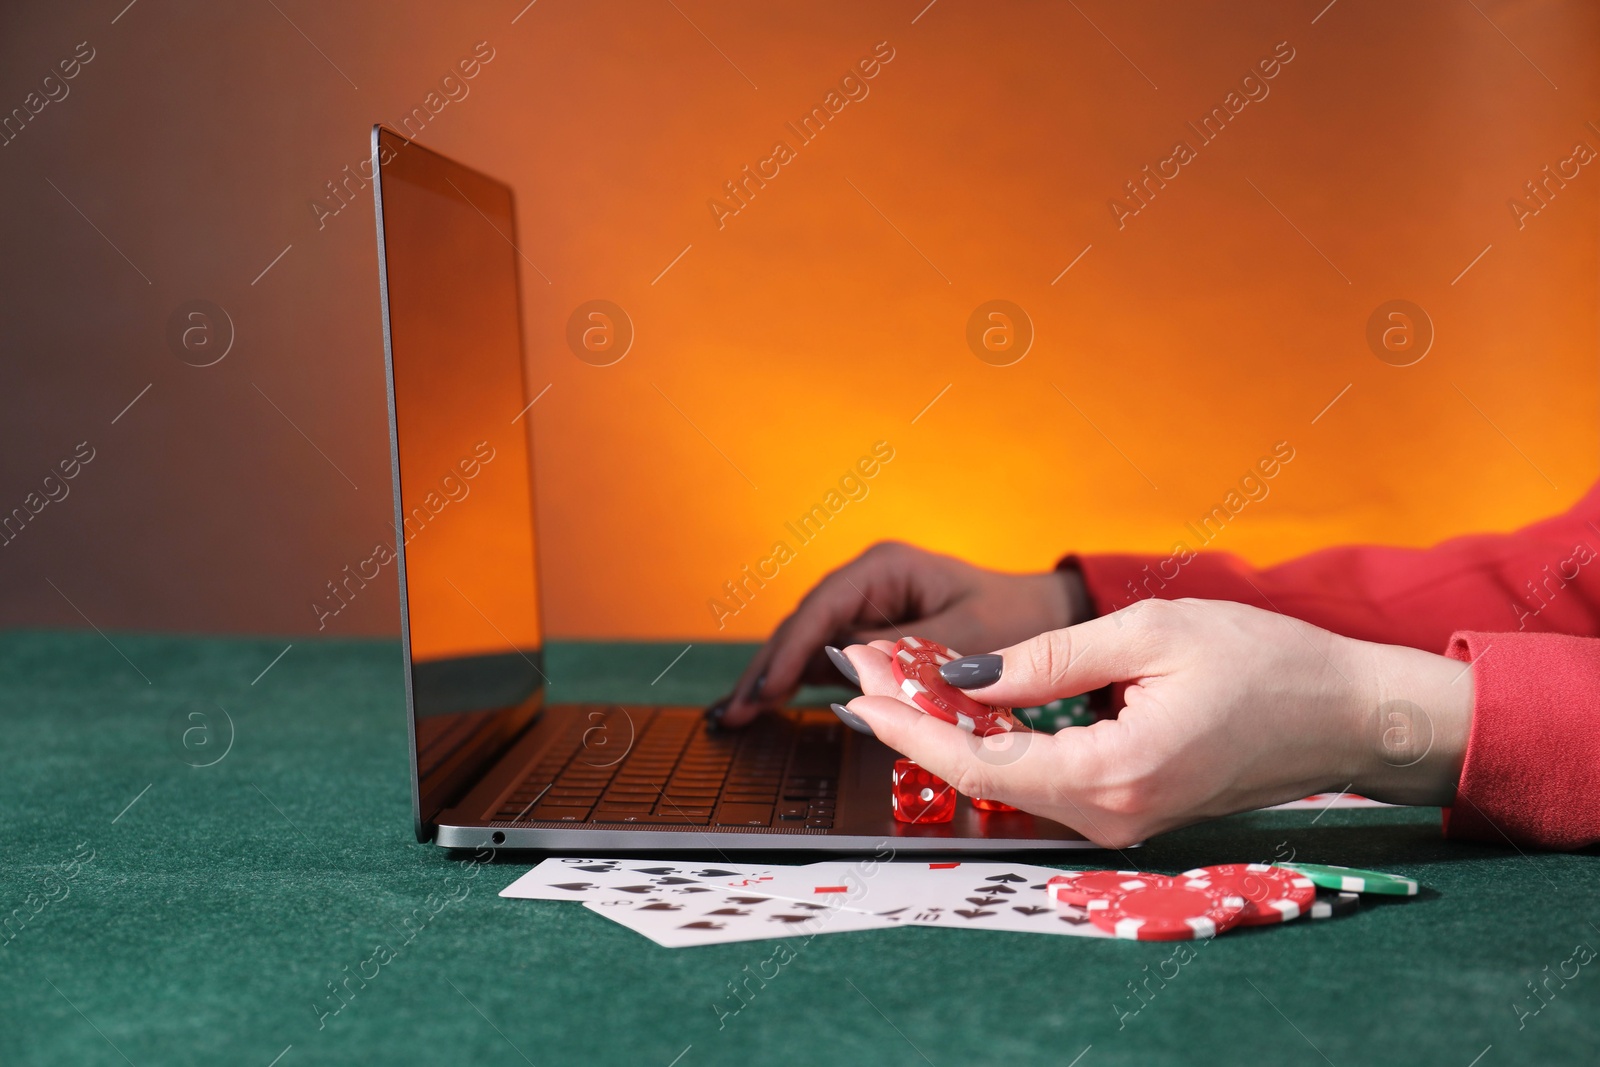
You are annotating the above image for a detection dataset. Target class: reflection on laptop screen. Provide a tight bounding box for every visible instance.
[374,127,543,730]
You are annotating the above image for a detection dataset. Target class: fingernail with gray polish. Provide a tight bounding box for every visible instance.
[940,654,1003,688]
[748,671,768,701]
[703,700,728,723]
[830,702,875,737]
[824,645,860,688]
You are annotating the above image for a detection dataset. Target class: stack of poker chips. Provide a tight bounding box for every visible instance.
[1046,862,1417,940]
[885,636,1096,822]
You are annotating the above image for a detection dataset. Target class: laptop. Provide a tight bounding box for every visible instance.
[370,124,1096,852]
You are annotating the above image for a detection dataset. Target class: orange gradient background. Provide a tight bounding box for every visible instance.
[503,1,1600,639]
[0,1,1595,642]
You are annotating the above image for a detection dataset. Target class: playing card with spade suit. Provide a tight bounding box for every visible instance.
[750,860,1112,938]
[500,857,781,904]
[583,890,902,947]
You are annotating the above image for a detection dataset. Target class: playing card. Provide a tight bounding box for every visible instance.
[500,857,781,903]
[1262,793,1394,811]
[585,889,902,948]
[753,860,1112,938]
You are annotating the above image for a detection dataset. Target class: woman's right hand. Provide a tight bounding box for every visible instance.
[713,541,1090,727]
[837,598,1474,847]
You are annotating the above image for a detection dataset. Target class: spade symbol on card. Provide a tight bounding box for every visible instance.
[954,909,996,920]
[650,877,699,886]
[1012,906,1054,917]
[965,896,1008,907]
[973,884,1016,896]
[984,874,1029,884]
[639,902,684,911]
[770,914,815,924]
[550,882,600,893]
[569,862,620,873]
[667,886,715,895]
[725,896,771,905]
[614,885,660,895]
[679,921,726,931]
[693,868,740,877]
[633,867,682,875]
[1057,910,1091,925]
[707,907,754,917]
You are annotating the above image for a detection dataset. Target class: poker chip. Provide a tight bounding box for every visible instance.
[890,637,1025,737]
[1016,696,1094,732]
[1045,870,1148,906]
[1084,875,1246,941]
[1181,864,1316,926]
[1308,891,1360,920]
[1278,862,1419,896]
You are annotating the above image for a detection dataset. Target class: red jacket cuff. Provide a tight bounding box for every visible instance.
[1444,631,1600,850]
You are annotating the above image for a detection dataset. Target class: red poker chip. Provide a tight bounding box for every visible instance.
[890,637,1025,737]
[1182,864,1317,926]
[1084,875,1246,941]
[1045,870,1149,906]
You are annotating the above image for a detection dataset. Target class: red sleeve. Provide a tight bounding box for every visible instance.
[1443,631,1600,850]
[1064,481,1600,851]
[1066,480,1600,652]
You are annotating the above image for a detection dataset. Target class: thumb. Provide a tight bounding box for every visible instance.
[940,606,1167,706]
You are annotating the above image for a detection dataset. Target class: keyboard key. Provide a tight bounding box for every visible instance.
[532,804,591,821]
[714,803,773,826]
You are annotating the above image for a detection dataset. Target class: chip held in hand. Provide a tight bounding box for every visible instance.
[890,636,1026,737]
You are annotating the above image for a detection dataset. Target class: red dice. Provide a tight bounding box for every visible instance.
[971,797,1018,813]
[892,759,955,824]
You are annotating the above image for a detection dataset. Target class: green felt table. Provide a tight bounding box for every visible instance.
[2,631,1597,1066]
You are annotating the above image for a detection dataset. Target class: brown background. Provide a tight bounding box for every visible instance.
[1,0,1596,642]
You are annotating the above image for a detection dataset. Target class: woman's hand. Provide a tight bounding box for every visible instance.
[713,541,1089,727]
[839,598,1474,848]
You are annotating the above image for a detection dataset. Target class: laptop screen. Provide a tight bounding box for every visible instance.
[372,126,545,836]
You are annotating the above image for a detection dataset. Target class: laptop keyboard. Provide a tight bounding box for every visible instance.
[492,707,841,829]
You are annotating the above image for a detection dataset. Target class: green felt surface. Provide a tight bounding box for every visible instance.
[2,631,1597,1066]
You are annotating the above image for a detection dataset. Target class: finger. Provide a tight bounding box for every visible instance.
[844,642,1086,813]
[721,561,901,726]
[845,694,1070,809]
[941,606,1171,707]
[842,643,902,704]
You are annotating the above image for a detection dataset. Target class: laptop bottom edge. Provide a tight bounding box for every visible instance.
[434,822,1110,852]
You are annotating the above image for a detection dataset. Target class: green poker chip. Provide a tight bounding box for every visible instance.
[1016,695,1093,732]
[1278,862,1419,897]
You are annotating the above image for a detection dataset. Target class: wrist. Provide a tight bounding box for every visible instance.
[1348,640,1475,806]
